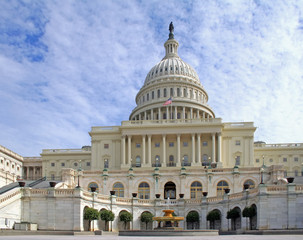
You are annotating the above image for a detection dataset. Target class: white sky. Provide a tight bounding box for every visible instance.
[0,0,302,156]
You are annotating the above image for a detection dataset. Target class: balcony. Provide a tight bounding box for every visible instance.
[182,162,191,167]
[152,163,162,167]
[167,162,176,167]
[131,163,141,168]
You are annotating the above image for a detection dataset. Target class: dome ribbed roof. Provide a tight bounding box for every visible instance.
[144,57,200,86]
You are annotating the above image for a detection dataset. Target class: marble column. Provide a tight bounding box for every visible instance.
[182,107,185,119]
[177,134,181,166]
[217,133,222,167]
[197,134,201,165]
[148,135,152,166]
[128,135,132,166]
[191,134,195,165]
[122,136,126,165]
[212,133,216,164]
[162,135,166,166]
[158,108,161,120]
[142,135,146,165]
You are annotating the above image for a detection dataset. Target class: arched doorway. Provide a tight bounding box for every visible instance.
[251,204,257,230]
[186,211,200,229]
[82,206,89,231]
[164,181,176,199]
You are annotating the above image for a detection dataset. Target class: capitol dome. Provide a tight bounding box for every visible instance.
[129,23,215,121]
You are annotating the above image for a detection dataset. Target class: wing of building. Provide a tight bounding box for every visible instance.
[1,23,303,233]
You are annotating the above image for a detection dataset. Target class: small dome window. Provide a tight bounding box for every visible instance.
[156,70,158,74]
[165,67,168,71]
[160,68,162,72]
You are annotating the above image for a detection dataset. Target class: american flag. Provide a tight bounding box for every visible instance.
[163,97,172,106]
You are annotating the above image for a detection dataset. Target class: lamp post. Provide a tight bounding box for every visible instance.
[260,167,264,184]
[76,160,82,188]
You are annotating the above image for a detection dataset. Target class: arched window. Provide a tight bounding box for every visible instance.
[135,156,141,167]
[190,181,202,199]
[235,156,240,166]
[183,88,187,97]
[88,182,99,192]
[217,180,229,196]
[168,155,175,167]
[182,155,189,166]
[164,181,176,199]
[138,182,150,199]
[113,182,124,197]
[244,180,255,189]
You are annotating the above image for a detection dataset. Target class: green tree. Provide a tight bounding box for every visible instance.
[186,211,199,229]
[100,209,115,231]
[207,210,220,229]
[119,211,133,230]
[84,207,99,231]
[242,206,256,230]
[140,212,154,230]
[226,208,240,230]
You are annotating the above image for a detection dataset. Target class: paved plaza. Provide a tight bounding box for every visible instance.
[0,235,303,240]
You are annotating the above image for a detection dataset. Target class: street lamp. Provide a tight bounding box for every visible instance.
[76,160,82,188]
[260,167,264,184]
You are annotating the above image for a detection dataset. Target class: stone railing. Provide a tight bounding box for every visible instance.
[229,192,244,200]
[42,149,91,154]
[91,126,120,132]
[122,118,222,126]
[207,196,224,203]
[137,199,154,205]
[0,145,23,161]
[0,188,21,205]
[185,199,202,204]
[266,186,287,192]
[223,122,254,128]
[254,143,302,148]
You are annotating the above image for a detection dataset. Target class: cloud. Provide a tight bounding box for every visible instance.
[0,0,302,156]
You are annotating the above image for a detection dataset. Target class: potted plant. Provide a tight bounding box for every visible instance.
[49,181,57,187]
[110,190,115,196]
[203,192,208,197]
[155,194,161,199]
[179,193,184,198]
[132,193,137,198]
[18,181,26,187]
[224,188,230,194]
[90,187,97,192]
[287,177,294,183]
[243,183,250,190]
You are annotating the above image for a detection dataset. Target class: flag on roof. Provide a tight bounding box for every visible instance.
[163,97,172,106]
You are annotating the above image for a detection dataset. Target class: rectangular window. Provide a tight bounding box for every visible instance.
[61,163,65,167]
[51,163,55,167]
[157,89,160,98]
[104,144,109,149]
[152,91,154,99]
[51,174,55,180]
[169,142,174,147]
[183,142,188,147]
[164,89,167,97]
[147,93,149,101]
[283,157,287,162]
[86,162,91,166]
[143,96,145,102]
[256,159,260,163]
[136,143,141,148]
[235,140,241,146]
[235,156,240,165]
[170,88,173,97]
[155,143,160,147]
[202,141,208,146]
[270,158,273,162]
[294,157,299,162]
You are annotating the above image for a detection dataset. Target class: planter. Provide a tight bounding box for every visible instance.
[110,190,115,196]
[243,184,250,190]
[90,187,97,192]
[287,177,294,183]
[49,182,57,188]
[155,194,161,199]
[224,188,230,194]
[132,193,137,198]
[179,193,184,199]
[18,181,26,187]
[203,192,208,197]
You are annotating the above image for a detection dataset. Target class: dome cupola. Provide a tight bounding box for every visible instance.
[129,23,215,121]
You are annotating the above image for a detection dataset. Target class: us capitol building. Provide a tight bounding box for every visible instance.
[1,23,303,232]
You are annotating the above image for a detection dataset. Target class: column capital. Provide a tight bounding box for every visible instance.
[212,133,216,137]
[162,134,166,138]
[217,132,222,137]
[191,133,195,137]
